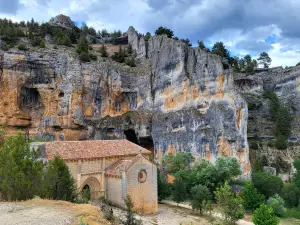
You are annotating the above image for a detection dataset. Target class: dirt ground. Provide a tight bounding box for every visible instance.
[0,199,109,225]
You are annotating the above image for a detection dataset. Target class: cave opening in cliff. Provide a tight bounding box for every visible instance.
[139,136,154,155]
[19,87,44,113]
[124,129,139,145]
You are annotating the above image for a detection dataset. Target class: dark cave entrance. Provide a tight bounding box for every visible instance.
[124,129,154,157]
[124,129,139,145]
[19,87,44,113]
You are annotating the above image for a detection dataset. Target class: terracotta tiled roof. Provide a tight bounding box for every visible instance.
[39,140,151,160]
[105,159,134,176]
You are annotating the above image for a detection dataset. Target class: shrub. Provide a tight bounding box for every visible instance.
[99,44,108,57]
[252,204,280,225]
[39,40,46,48]
[123,195,141,225]
[30,37,42,47]
[275,135,288,150]
[267,194,287,217]
[190,184,211,214]
[242,182,265,211]
[111,46,127,63]
[89,54,97,61]
[18,44,28,51]
[281,183,300,208]
[285,208,300,220]
[76,36,89,54]
[252,172,284,198]
[250,141,259,150]
[80,52,90,62]
[125,57,136,67]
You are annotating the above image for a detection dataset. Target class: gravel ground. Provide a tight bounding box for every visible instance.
[0,202,74,225]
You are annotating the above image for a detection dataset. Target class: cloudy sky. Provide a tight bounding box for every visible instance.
[1,0,300,66]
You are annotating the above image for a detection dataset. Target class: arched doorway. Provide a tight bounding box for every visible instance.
[80,176,101,200]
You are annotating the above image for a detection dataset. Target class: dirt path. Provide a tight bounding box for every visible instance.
[161,200,254,225]
[0,199,109,225]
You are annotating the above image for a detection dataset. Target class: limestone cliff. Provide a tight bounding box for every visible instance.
[236,67,300,180]
[0,27,250,176]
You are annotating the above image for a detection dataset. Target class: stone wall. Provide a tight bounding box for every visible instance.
[126,157,158,214]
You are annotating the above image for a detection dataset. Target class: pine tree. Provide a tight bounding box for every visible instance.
[43,155,76,201]
[0,135,43,200]
[172,177,187,204]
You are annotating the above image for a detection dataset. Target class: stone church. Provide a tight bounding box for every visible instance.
[31,139,158,214]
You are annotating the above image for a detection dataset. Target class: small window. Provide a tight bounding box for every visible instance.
[138,169,147,183]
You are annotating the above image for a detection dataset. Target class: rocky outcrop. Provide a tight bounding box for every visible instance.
[0,27,252,176]
[49,14,75,29]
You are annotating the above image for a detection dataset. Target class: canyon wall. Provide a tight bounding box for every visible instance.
[0,27,265,177]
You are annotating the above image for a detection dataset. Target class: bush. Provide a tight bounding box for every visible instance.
[39,40,46,48]
[99,44,108,57]
[275,135,288,150]
[125,57,136,67]
[123,195,141,225]
[267,194,287,217]
[190,184,211,214]
[80,52,90,62]
[111,46,127,63]
[242,182,265,211]
[89,54,97,61]
[285,208,300,220]
[252,204,280,225]
[18,44,28,51]
[281,183,300,208]
[250,142,259,150]
[252,172,284,198]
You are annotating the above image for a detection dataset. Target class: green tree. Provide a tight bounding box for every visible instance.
[242,182,265,211]
[0,135,43,200]
[157,169,171,201]
[0,126,4,147]
[212,41,229,59]
[180,38,192,46]
[215,157,241,182]
[225,196,245,224]
[99,44,108,57]
[123,195,141,225]
[172,177,187,204]
[155,26,174,38]
[267,194,287,217]
[215,181,232,209]
[252,172,284,198]
[215,181,244,223]
[164,152,194,174]
[197,40,206,50]
[76,35,89,54]
[43,155,76,201]
[190,184,211,214]
[257,52,272,68]
[293,159,300,187]
[144,32,151,41]
[281,183,300,208]
[244,54,255,75]
[252,204,280,225]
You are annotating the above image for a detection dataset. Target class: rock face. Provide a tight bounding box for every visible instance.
[236,66,300,179]
[49,14,75,29]
[0,27,252,176]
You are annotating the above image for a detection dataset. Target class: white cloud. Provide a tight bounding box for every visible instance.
[1,0,300,66]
